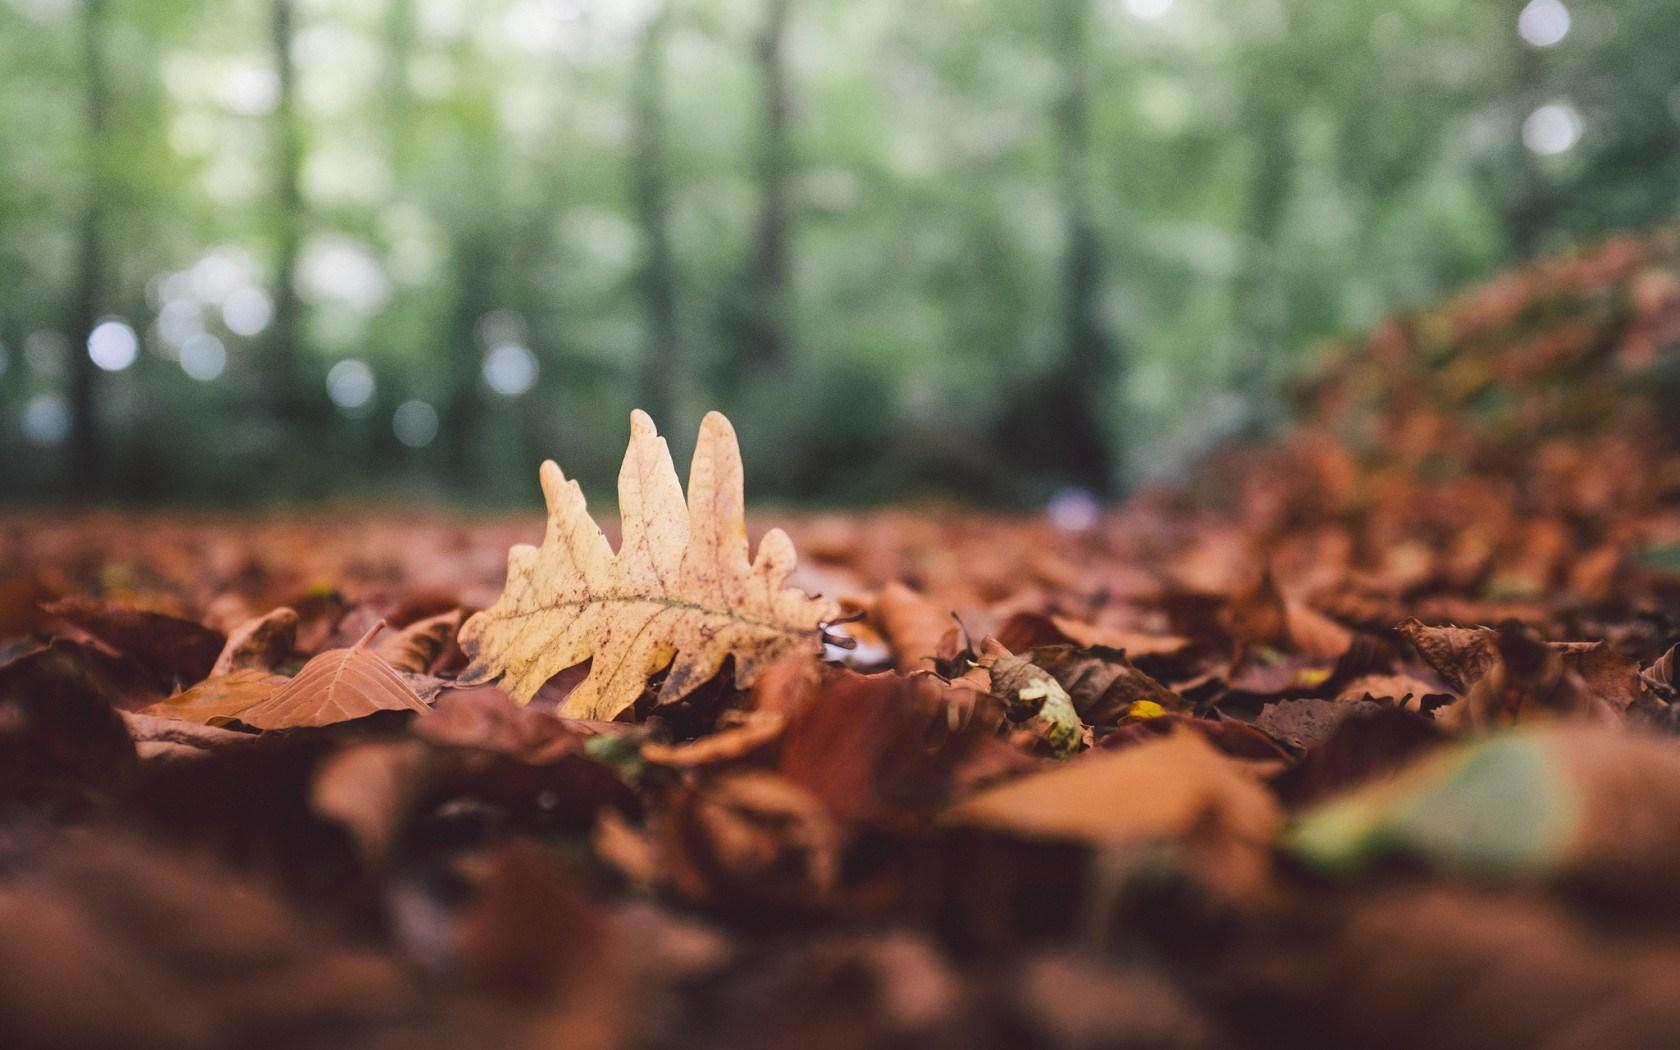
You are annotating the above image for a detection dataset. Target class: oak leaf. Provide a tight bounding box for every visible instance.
[458,410,839,720]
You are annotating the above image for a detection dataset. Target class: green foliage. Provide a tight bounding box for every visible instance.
[0,0,1675,504]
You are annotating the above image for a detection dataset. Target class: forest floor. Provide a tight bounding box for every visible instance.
[3,232,1680,1049]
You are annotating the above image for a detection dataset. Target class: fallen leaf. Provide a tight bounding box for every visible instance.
[1254,697,1385,751]
[1288,725,1680,898]
[459,411,839,719]
[976,640,1083,757]
[944,727,1280,893]
[641,710,785,768]
[42,596,224,687]
[373,608,461,673]
[1395,618,1497,693]
[140,668,286,725]
[210,606,298,675]
[873,581,960,673]
[234,622,429,729]
[1021,642,1185,724]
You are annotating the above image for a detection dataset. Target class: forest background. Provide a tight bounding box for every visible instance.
[1,0,1675,506]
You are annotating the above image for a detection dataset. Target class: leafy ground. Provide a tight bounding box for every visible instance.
[3,232,1680,1049]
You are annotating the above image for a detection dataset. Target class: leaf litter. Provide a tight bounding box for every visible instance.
[1,232,1680,1047]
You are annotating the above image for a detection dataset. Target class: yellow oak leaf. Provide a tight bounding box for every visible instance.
[457,410,839,720]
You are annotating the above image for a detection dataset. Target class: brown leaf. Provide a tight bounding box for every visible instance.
[210,606,298,675]
[413,685,588,763]
[1441,622,1618,728]
[140,668,286,725]
[0,642,139,809]
[311,739,429,868]
[642,710,786,768]
[777,667,1026,827]
[42,596,224,686]
[873,581,959,673]
[663,770,842,910]
[372,608,461,673]
[1395,617,1498,693]
[1216,887,1680,1050]
[1022,643,1185,724]
[459,411,839,719]
[1254,697,1385,751]
[234,622,429,730]
[994,611,1191,659]
[944,727,1280,894]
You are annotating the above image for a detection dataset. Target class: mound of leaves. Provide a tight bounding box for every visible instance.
[3,233,1680,1049]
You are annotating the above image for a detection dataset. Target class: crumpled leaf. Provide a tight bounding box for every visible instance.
[976,640,1083,757]
[372,608,461,674]
[1022,642,1185,724]
[459,411,839,719]
[234,622,429,730]
[1395,618,1497,693]
[210,606,298,675]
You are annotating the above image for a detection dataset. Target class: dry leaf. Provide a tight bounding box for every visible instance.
[944,727,1280,893]
[873,582,958,673]
[372,608,461,673]
[234,622,429,729]
[459,411,839,719]
[1395,618,1498,693]
[210,606,298,676]
[141,668,287,725]
[641,710,785,768]
[42,597,225,686]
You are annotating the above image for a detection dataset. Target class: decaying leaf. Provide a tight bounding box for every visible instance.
[459,411,839,719]
[977,639,1083,757]
[1395,618,1498,693]
[234,622,429,729]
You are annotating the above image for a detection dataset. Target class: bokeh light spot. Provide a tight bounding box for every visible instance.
[180,333,227,381]
[327,358,375,410]
[21,394,70,446]
[483,342,538,397]
[393,399,439,447]
[1517,0,1570,48]
[88,319,139,372]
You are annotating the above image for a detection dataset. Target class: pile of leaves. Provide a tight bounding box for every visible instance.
[3,233,1680,1050]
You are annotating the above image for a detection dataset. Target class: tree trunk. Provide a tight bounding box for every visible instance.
[445,232,493,484]
[737,0,793,376]
[1230,102,1296,411]
[632,2,681,423]
[268,0,305,416]
[68,0,111,492]
[1045,0,1116,493]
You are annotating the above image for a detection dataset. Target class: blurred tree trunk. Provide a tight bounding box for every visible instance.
[734,0,793,377]
[1230,102,1296,412]
[1044,0,1116,494]
[445,231,493,483]
[268,0,305,418]
[632,2,680,423]
[68,0,111,492]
